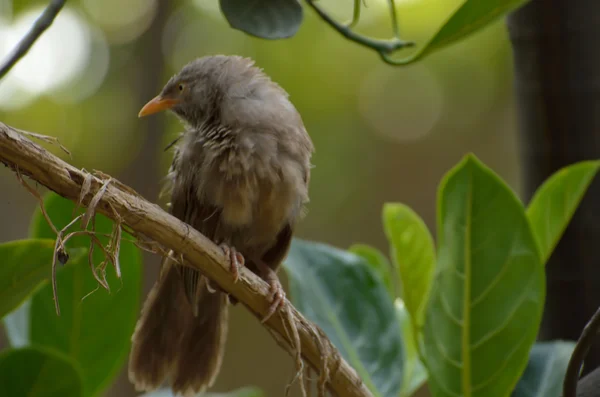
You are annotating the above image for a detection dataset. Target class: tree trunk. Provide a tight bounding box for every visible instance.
[507,0,600,375]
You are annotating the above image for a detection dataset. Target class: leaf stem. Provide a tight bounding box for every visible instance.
[304,0,414,63]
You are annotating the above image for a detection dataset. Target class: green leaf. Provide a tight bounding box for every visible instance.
[383,203,435,329]
[423,154,545,397]
[526,160,600,264]
[284,239,404,397]
[396,299,428,397]
[348,244,394,298]
[141,386,265,397]
[396,0,530,64]
[0,346,83,397]
[512,341,575,397]
[0,238,62,320]
[219,0,303,39]
[7,192,142,397]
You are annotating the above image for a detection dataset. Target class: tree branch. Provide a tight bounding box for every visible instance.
[563,305,600,397]
[304,0,414,64]
[0,122,374,397]
[0,0,66,80]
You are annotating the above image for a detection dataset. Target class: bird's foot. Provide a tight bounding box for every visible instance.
[262,277,286,323]
[253,259,286,323]
[219,243,245,283]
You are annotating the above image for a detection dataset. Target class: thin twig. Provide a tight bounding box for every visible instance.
[0,0,67,80]
[82,177,111,229]
[12,128,70,156]
[74,170,93,217]
[282,305,307,397]
[304,0,413,61]
[563,305,600,397]
[15,167,59,235]
[108,202,123,279]
[51,236,61,315]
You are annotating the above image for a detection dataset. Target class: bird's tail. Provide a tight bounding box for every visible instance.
[128,256,228,396]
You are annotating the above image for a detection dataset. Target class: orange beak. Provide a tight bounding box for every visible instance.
[138,95,180,117]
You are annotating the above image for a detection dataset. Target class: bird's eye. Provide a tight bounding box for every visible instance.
[178,84,184,92]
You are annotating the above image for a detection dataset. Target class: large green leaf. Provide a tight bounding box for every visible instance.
[349,243,394,298]
[396,299,427,397]
[526,160,600,264]
[141,386,265,397]
[423,154,545,397]
[383,203,435,329]
[6,192,142,397]
[219,0,303,39]
[396,0,530,64]
[0,346,83,397]
[512,341,575,397]
[284,239,404,397]
[0,238,72,320]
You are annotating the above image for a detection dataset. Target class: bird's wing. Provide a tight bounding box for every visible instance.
[261,222,293,272]
[168,147,223,316]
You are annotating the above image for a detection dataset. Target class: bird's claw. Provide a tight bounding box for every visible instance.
[261,278,286,323]
[220,243,245,283]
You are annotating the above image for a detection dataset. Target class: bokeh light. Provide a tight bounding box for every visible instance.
[82,0,157,44]
[0,6,109,110]
[358,62,443,142]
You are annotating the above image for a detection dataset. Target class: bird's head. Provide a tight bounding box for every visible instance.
[138,55,270,128]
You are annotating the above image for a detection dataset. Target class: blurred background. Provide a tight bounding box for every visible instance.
[0,0,522,395]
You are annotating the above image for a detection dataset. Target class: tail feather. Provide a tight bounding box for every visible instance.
[128,257,228,396]
[172,284,228,396]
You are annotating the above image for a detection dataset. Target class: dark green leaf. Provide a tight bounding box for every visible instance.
[383,203,435,328]
[348,244,394,298]
[284,239,403,397]
[0,239,60,320]
[423,154,545,397]
[219,0,303,39]
[396,299,427,397]
[526,160,600,263]
[7,192,142,397]
[141,386,265,397]
[0,346,83,397]
[399,0,529,64]
[512,341,575,397]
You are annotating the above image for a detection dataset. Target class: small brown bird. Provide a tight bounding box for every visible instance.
[128,55,314,396]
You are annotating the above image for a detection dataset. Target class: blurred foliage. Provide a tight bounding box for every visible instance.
[285,239,405,397]
[2,193,142,397]
[511,341,576,397]
[0,238,84,319]
[284,154,595,397]
[219,0,303,39]
[383,203,435,329]
[395,300,427,397]
[0,346,83,397]
[525,161,600,264]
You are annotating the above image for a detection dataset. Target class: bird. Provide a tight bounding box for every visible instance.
[127,55,314,397]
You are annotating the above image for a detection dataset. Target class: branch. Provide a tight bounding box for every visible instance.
[0,0,66,80]
[563,305,600,397]
[304,0,414,64]
[0,122,374,397]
